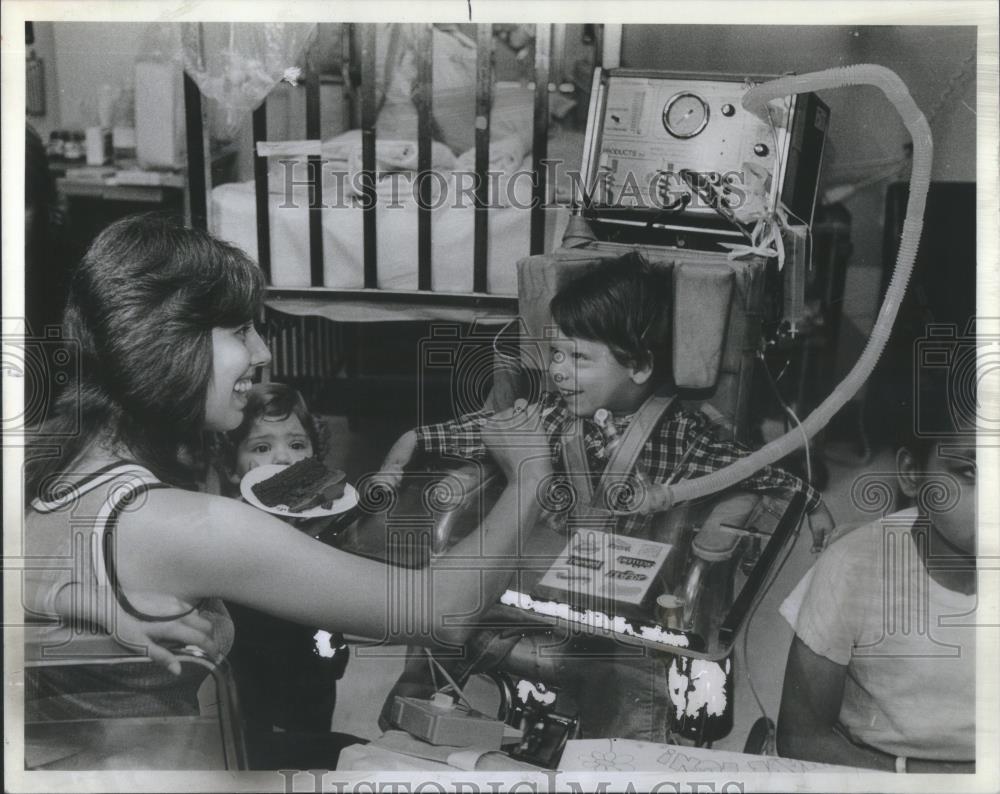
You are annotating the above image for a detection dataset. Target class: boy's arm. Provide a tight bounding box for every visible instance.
[415,408,494,459]
[412,390,565,460]
[381,393,565,478]
[679,431,822,510]
[778,635,891,769]
[778,636,974,773]
[676,425,831,548]
[377,410,495,487]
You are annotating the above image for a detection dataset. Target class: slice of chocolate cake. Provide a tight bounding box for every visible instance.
[252,458,347,512]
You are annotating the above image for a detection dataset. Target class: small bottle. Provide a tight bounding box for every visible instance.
[63,132,84,161]
[112,85,137,164]
[47,130,65,159]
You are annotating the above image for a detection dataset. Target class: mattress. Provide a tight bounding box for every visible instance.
[210,128,579,295]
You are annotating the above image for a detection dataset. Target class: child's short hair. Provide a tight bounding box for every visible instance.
[549,251,672,377]
[225,383,325,467]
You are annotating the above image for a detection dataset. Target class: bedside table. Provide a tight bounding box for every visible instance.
[54,166,187,254]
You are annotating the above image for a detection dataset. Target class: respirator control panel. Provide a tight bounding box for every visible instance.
[580,69,828,247]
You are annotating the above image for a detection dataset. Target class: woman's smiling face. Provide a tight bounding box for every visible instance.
[204,323,271,432]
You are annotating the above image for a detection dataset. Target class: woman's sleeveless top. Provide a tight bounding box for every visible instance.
[25,462,235,720]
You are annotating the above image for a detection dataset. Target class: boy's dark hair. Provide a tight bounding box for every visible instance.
[549,252,672,378]
[224,383,326,469]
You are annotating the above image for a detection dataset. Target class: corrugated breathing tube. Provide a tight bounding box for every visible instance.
[653,64,932,511]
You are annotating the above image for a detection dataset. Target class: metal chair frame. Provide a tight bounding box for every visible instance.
[24,634,249,771]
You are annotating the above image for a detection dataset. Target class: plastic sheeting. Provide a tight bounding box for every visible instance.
[181,23,317,139]
[134,22,317,140]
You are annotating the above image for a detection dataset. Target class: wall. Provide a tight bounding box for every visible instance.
[50,22,150,131]
[621,25,975,180]
[621,24,977,388]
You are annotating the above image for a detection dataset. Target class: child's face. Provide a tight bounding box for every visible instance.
[235,413,314,476]
[548,331,652,418]
[900,439,976,556]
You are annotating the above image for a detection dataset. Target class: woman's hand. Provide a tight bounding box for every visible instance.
[113,593,221,676]
[56,585,219,676]
[481,399,552,481]
[375,429,419,490]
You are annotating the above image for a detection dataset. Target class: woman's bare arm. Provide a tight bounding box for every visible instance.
[110,405,552,648]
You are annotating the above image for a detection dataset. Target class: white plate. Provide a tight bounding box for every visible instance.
[240,463,358,518]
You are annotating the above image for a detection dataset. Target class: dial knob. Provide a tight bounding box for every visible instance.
[662,92,710,139]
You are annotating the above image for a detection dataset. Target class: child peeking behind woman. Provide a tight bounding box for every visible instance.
[220,383,349,740]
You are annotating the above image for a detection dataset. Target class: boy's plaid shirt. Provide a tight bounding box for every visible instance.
[415,390,822,535]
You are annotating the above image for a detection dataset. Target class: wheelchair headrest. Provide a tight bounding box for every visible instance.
[517,244,741,391]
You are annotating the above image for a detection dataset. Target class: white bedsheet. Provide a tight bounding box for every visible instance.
[211,142,571,294]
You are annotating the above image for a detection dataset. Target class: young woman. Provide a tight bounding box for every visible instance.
[23,214,552,767]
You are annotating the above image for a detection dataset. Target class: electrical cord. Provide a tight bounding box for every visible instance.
[737,349,819,753]
[757,350,813,488]
[424,647,475,710]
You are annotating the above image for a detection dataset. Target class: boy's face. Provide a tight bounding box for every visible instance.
[234,414,314,477]
[548,331,652,418]
[899,439,976,556]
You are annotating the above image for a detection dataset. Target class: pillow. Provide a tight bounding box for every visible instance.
[378,26,479,155]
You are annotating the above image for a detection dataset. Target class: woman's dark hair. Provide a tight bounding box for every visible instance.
[26,214,264,499]
[223,383,326,471]
[549,251,673,378]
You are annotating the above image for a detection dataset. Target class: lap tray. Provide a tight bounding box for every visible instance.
[336,457,506,568]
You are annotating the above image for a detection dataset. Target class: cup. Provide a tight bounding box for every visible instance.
[85,127,110,166]
[656,593,685,629]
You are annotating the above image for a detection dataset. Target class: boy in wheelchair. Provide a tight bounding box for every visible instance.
[377,252,831,743]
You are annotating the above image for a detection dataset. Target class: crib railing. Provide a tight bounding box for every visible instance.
[184,23,594,318]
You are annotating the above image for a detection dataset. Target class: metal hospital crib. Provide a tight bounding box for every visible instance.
[182,23,621,416]
[183,23,611,321]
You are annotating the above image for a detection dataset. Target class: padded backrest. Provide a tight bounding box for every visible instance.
[516,235,767,443]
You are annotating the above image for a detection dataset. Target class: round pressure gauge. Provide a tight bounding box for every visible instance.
[662,92,710,139]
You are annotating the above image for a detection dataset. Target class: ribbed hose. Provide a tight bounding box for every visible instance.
[655,65,932,510]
